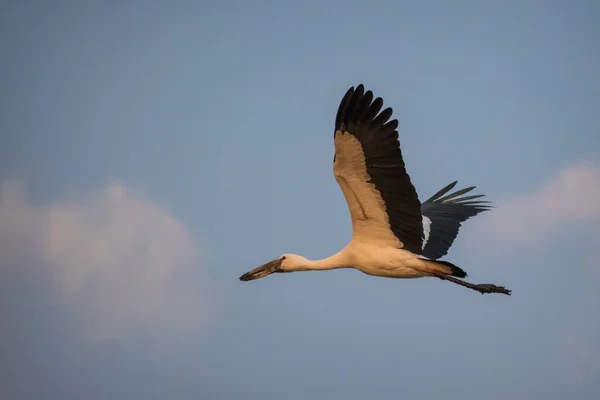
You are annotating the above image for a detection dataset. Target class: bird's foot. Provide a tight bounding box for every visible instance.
[472,283,511,296]
[435,273,512,296]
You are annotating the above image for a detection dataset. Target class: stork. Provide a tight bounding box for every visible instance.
[240,84,510,295]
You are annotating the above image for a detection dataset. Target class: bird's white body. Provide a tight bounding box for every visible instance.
[282,243,437,279]
[345,244,428,278]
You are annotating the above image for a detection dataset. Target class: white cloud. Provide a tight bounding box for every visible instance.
[470,161,600,249]
[0,180,210,341]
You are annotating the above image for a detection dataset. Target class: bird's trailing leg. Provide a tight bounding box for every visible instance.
[434,273,511,295]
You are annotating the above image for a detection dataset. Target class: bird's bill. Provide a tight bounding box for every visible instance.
[239,258,283,281]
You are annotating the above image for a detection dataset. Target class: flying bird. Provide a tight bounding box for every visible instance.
[240,84,510,295]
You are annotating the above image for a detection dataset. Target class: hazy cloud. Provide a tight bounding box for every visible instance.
[0,181,210,341]
[470,161,600,249]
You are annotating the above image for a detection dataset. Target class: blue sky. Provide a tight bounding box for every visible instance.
[1,0,599,399]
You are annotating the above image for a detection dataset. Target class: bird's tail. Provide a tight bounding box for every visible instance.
[422,259,467,278]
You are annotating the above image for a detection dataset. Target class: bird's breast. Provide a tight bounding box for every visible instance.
[346,243,425,279]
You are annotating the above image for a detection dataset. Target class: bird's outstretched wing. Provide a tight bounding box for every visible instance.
[420,181,492,260]
[333,84,424,252]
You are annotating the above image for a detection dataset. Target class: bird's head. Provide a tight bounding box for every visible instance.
[239,254,309,281]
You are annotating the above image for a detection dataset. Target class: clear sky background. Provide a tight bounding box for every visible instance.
[1,0,600,399]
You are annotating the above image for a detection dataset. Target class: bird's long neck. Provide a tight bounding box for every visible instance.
[304,250,351,271]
